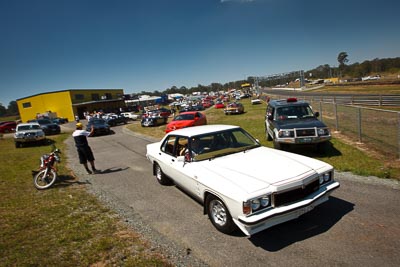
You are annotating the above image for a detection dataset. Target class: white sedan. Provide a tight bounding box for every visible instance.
[146,125,340,236]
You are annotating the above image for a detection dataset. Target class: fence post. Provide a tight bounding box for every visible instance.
[357,107,362,143]
[398,112,400,160]
[334,103,339,132]
[319,101,323,122]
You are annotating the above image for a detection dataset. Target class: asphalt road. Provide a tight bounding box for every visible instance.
[64,123,400,267]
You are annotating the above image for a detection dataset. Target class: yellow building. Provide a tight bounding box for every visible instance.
[17,89,125,123]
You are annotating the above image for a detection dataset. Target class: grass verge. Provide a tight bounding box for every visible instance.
[0,133,171,266]
[127,99,399,180]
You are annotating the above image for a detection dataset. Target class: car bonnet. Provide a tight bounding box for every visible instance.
[196,146,330,194]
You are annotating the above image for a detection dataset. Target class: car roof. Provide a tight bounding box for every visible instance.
[178,111,198,115]
[167,124,239,137]
[269,98,310,107]
[17,122,40,127]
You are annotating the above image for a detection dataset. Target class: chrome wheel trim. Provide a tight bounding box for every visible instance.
[155,165,162,181]
[210,199,227,226]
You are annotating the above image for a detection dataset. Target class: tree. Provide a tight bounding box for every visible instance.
[7,101,18,115]
[0,103,6,116]
[337,52,349,77]
[337,52,349,67]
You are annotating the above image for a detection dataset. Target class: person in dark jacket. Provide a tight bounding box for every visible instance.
[72,122,100,174]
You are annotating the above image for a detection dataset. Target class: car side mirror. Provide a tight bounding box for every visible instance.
[267,114,273,120]
[314,112,320,117]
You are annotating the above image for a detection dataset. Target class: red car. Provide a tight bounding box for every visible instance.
[214,102,225,109]
[0,121,17,133]
[165,111,207,133]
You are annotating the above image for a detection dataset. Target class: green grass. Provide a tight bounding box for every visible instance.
[0,133,171,266]
[127,99,399,180]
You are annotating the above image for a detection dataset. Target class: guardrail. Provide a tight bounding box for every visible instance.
[306,95,400,107]
[261,93,400,159]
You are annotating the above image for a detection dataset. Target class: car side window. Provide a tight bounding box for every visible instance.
[161,136,177,156]
[176,137,189,157]
[266,106,274,120]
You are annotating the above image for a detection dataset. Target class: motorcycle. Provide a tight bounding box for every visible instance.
[33,146,61,190]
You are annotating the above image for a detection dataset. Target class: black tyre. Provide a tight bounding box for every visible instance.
[265,127,272,141]
[154,163,172,185]
[206,195,236,234]
[273,138,281,149]
[33,169,57,190]
[15,142,22,148]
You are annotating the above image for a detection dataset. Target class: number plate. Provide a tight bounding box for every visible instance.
[298,138,312,143]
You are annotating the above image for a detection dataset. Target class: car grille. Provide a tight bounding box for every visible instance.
[25,132,37,137]
[295,128,316,137]
[273,179,320,207]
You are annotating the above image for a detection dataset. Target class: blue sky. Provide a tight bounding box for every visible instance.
[1,0,399,105]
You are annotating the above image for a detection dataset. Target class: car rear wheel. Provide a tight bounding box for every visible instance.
[154,163,172,185]
[206,195,236,234]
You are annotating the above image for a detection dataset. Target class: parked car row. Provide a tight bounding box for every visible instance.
[27,119,61,135]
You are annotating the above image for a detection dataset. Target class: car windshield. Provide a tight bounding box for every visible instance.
[37,119,52,124]
[18,125,41,131]
[174,114,195,121]
[190,128,260,161]
[92,119,106,125]
[276,105,314,120]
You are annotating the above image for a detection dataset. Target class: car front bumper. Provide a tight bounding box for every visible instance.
[236,181,340,236]
[276,135,331,144]
[14,136,45,143]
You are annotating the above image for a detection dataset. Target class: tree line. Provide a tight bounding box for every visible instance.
[0,101,18,117]
[135,56,400,97]
[3,56,399,116]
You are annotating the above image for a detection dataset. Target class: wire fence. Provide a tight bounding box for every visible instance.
[263,94,400,159]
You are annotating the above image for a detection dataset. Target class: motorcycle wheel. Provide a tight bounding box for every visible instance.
[33,169,57,190]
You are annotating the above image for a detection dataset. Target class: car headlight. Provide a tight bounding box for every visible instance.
[317,128,329,136]
[243,195,271,215]
[319,172,331,184]
[279,130,293,137]
[260,196,270,207]
[251,199,260,210]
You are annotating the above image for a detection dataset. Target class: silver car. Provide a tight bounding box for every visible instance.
[14,123,46,148]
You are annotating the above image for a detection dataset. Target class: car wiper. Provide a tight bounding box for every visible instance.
[243,144,260,153]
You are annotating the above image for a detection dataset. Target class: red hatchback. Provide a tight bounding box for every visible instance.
[0,121,17,133]
[165,111,207,133]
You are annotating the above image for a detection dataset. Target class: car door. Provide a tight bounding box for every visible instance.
[266,105,276,137]
[169,136,201,195]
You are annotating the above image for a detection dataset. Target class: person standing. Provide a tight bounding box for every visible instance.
[72,122,100,174]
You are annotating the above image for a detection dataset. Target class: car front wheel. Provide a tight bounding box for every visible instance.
[265,126,272,141]
[206,195,236,234]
